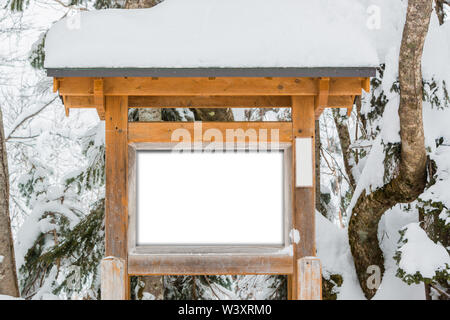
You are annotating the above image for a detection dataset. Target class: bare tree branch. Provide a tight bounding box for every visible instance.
[5,96,57,141]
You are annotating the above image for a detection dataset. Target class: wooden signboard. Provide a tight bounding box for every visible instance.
[53,75,371,300]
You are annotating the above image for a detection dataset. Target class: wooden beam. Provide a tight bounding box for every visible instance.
[128,95,292,108]
[64,95,95,108]
[128,121,292,143]
[297,257,322,300]
[291,96,317,299]
[128,254,293,275]
[93,79,105,120]
[104,96,129,298]
[292,97,315,139]
[314,78,330,119]
[64,95,355,111]
[64,95,355,110]
[62,96,69,117]
[362,77,371,93]
[53,78,60,93]
[57,77,365,96]
[101,257,127,300]
[328,95,354,108]
[292,99,316,257]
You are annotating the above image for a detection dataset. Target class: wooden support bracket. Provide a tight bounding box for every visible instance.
[94,78,106,120]
[62,96,69,117]
[362,77,371,93]
[314,77,330,119]
[53,78,61,93]
[347,95,355,117]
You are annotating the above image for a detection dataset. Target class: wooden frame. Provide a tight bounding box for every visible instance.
[56,77,365,96]
[127,142,293,275]
[128,122,293,143]
[52,75,370,300]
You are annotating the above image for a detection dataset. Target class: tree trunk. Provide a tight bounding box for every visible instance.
[190,108,234,122]
[138,108,162,122]
[315,119,325,216]
[139,276,164,300]
[332,109,356,191]
[0,107,20,297]
[348,0,432,299]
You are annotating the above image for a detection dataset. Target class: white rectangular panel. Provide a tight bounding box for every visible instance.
[295,138,313,187]
[136,151,284,245]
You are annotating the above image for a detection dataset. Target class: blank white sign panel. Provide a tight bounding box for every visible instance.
[137,151,284,245]
[295,138,313,187]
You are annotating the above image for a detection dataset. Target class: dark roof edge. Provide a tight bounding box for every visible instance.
[46,67,376,78]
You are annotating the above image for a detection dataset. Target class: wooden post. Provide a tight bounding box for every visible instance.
[101,257,127,300]
[291,96,320,299]
[297,257,322,300]
[103,96,129,299]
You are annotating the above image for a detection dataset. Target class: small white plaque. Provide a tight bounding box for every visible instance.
[295,138,313,187]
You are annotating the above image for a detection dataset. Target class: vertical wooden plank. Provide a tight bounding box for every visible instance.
[291,96,317,299]
[101,257,127,300]
[62,96,69,117]
[287,275,293,300]
[105,96,129,299]
[297,257,322,300]
[362,77,371,93]
[53,78,60,93]
[292,96,315,138]
[314,78,330,119]
[127,145,136,254]
[94,79,106,120]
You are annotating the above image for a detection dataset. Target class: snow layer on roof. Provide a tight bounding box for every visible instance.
[44,0,379,69]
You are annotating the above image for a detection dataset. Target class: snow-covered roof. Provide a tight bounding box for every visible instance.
[44,0,379,77]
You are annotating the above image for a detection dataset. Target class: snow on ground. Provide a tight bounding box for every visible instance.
[316,212,365,300]
[45,0,378,68]
[419,146,450,229]
[397,223,450,279]
[347,136,386,213]
[374,206,425,300]
[311,10,450,299]
[317,207,429,300]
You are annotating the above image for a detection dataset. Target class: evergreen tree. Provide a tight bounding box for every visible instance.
[17,123,105,299]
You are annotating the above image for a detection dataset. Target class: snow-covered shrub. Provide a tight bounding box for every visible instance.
[395,223,449,290]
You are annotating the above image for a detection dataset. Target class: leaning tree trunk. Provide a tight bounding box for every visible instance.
[348,0,432,299]
[0,107,20,297]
